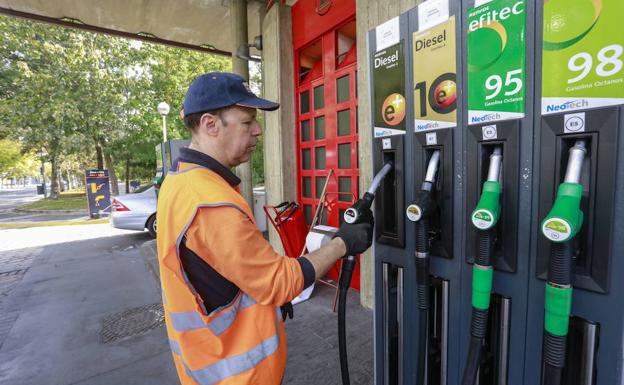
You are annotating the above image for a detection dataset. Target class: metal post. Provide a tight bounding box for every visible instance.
[162,115,168,143]
[231,0,254,208]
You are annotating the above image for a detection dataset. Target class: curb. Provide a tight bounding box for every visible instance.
[13,208,87,214]
[0,218,108,229]
[140,240,161,288]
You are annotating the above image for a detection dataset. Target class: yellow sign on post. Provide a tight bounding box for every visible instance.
[412,16,457,132]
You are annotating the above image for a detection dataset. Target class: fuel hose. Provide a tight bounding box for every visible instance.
[461,147,502,385]
[541,140,586,385]
[338,161,393,385]
[406,150,440,385]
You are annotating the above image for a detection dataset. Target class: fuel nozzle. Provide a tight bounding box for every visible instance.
[406,150,440,223]
[343,160,393,224]
[541,140,587,243]
[471,147,503,230]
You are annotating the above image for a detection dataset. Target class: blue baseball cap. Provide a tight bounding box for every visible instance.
[182,72,279,116]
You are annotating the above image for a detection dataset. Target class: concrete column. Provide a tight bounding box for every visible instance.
[262,2,296,254]
[355,0,421,310]
[230,0,254,208]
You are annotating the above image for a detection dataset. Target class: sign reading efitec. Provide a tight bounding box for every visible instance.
[413,16,457,132]
[373,42,406,138]
[541,0,624,114]
[467,0,526,124]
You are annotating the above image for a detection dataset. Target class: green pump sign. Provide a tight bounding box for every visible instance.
[467,0,526,124]
[542,0,624,114]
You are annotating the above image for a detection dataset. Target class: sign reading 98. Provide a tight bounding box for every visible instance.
[567,44,623,84]
[414,72,457,117]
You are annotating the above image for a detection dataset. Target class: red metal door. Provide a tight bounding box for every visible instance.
[294,16,360,288]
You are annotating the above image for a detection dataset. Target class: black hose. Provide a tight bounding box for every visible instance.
[461,231,493,385]
[542,242,573,385]
[417,309,428,384]
[338,256,357,385]
[547,242,572,286]
[543,362,563,385]
[462,336,484,385]
[415,219,430,385]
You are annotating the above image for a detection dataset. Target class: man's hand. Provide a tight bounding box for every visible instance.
[334,206,374,256]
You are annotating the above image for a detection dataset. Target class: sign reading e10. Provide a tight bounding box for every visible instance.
[414,73,457,117]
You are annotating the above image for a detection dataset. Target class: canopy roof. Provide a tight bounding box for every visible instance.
[0,0,264,56]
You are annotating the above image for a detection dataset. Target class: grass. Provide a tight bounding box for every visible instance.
[20,194,88,211]
[0,218,108,229]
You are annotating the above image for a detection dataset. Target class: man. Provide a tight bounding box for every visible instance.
[157,72,374,385]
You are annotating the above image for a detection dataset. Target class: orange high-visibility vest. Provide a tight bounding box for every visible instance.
[157,162,287,385]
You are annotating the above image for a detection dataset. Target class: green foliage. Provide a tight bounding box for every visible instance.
[0,15,232,193]
[0,139,39,179]
[0,139,21,175]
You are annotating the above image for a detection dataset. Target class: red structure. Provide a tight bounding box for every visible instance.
[292,0,360,288]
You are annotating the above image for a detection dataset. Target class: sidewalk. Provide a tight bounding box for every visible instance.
[1,233,373,385]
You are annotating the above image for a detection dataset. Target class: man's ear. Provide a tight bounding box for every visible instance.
[199,113,219,136]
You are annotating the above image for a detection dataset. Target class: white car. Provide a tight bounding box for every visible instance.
[111,186,157,237]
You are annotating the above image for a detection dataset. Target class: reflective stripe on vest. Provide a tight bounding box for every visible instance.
[169,308,281,385]
[170,293,256,336]
[173,202,249,317]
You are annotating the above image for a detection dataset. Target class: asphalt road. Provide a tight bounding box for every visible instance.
[0,187,41,213]
[0,187,88,223]
[0,224,176,385]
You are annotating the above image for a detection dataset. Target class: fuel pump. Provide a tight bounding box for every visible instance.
[540,140,587,385]
[461,147,503,385]
[405,149,441,384]
[339,160,394,385]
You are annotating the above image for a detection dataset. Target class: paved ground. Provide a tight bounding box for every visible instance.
[0,224,373,385]
[0,188,41,213]
[0,225,174,385]
[0,187,88,223]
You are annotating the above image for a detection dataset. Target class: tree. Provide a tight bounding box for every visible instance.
[0,15,233,196]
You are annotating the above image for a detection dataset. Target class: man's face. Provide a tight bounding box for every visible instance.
[216,106,262,167]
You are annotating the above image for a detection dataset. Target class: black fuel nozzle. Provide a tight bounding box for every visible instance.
[343,160,393,224]
[338,159,394,385]
[406,150,440,223]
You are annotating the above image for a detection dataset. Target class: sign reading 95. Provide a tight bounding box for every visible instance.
[467,0,526,124]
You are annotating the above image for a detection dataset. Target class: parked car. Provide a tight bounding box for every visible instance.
[111,185,157,237]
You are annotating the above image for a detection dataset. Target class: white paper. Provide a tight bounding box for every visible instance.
[376,17,400,51]
[418,0,450,31]
[474,0,494,7]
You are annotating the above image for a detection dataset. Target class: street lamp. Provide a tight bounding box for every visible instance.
[38,149,47,197]
[157,101,170,143]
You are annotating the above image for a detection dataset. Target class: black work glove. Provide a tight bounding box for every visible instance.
[280,302,294,322]
[334,206,375,256]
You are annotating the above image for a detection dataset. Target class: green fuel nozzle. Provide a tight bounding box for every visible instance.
[541,140,587,243]
[471,147,503,231]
